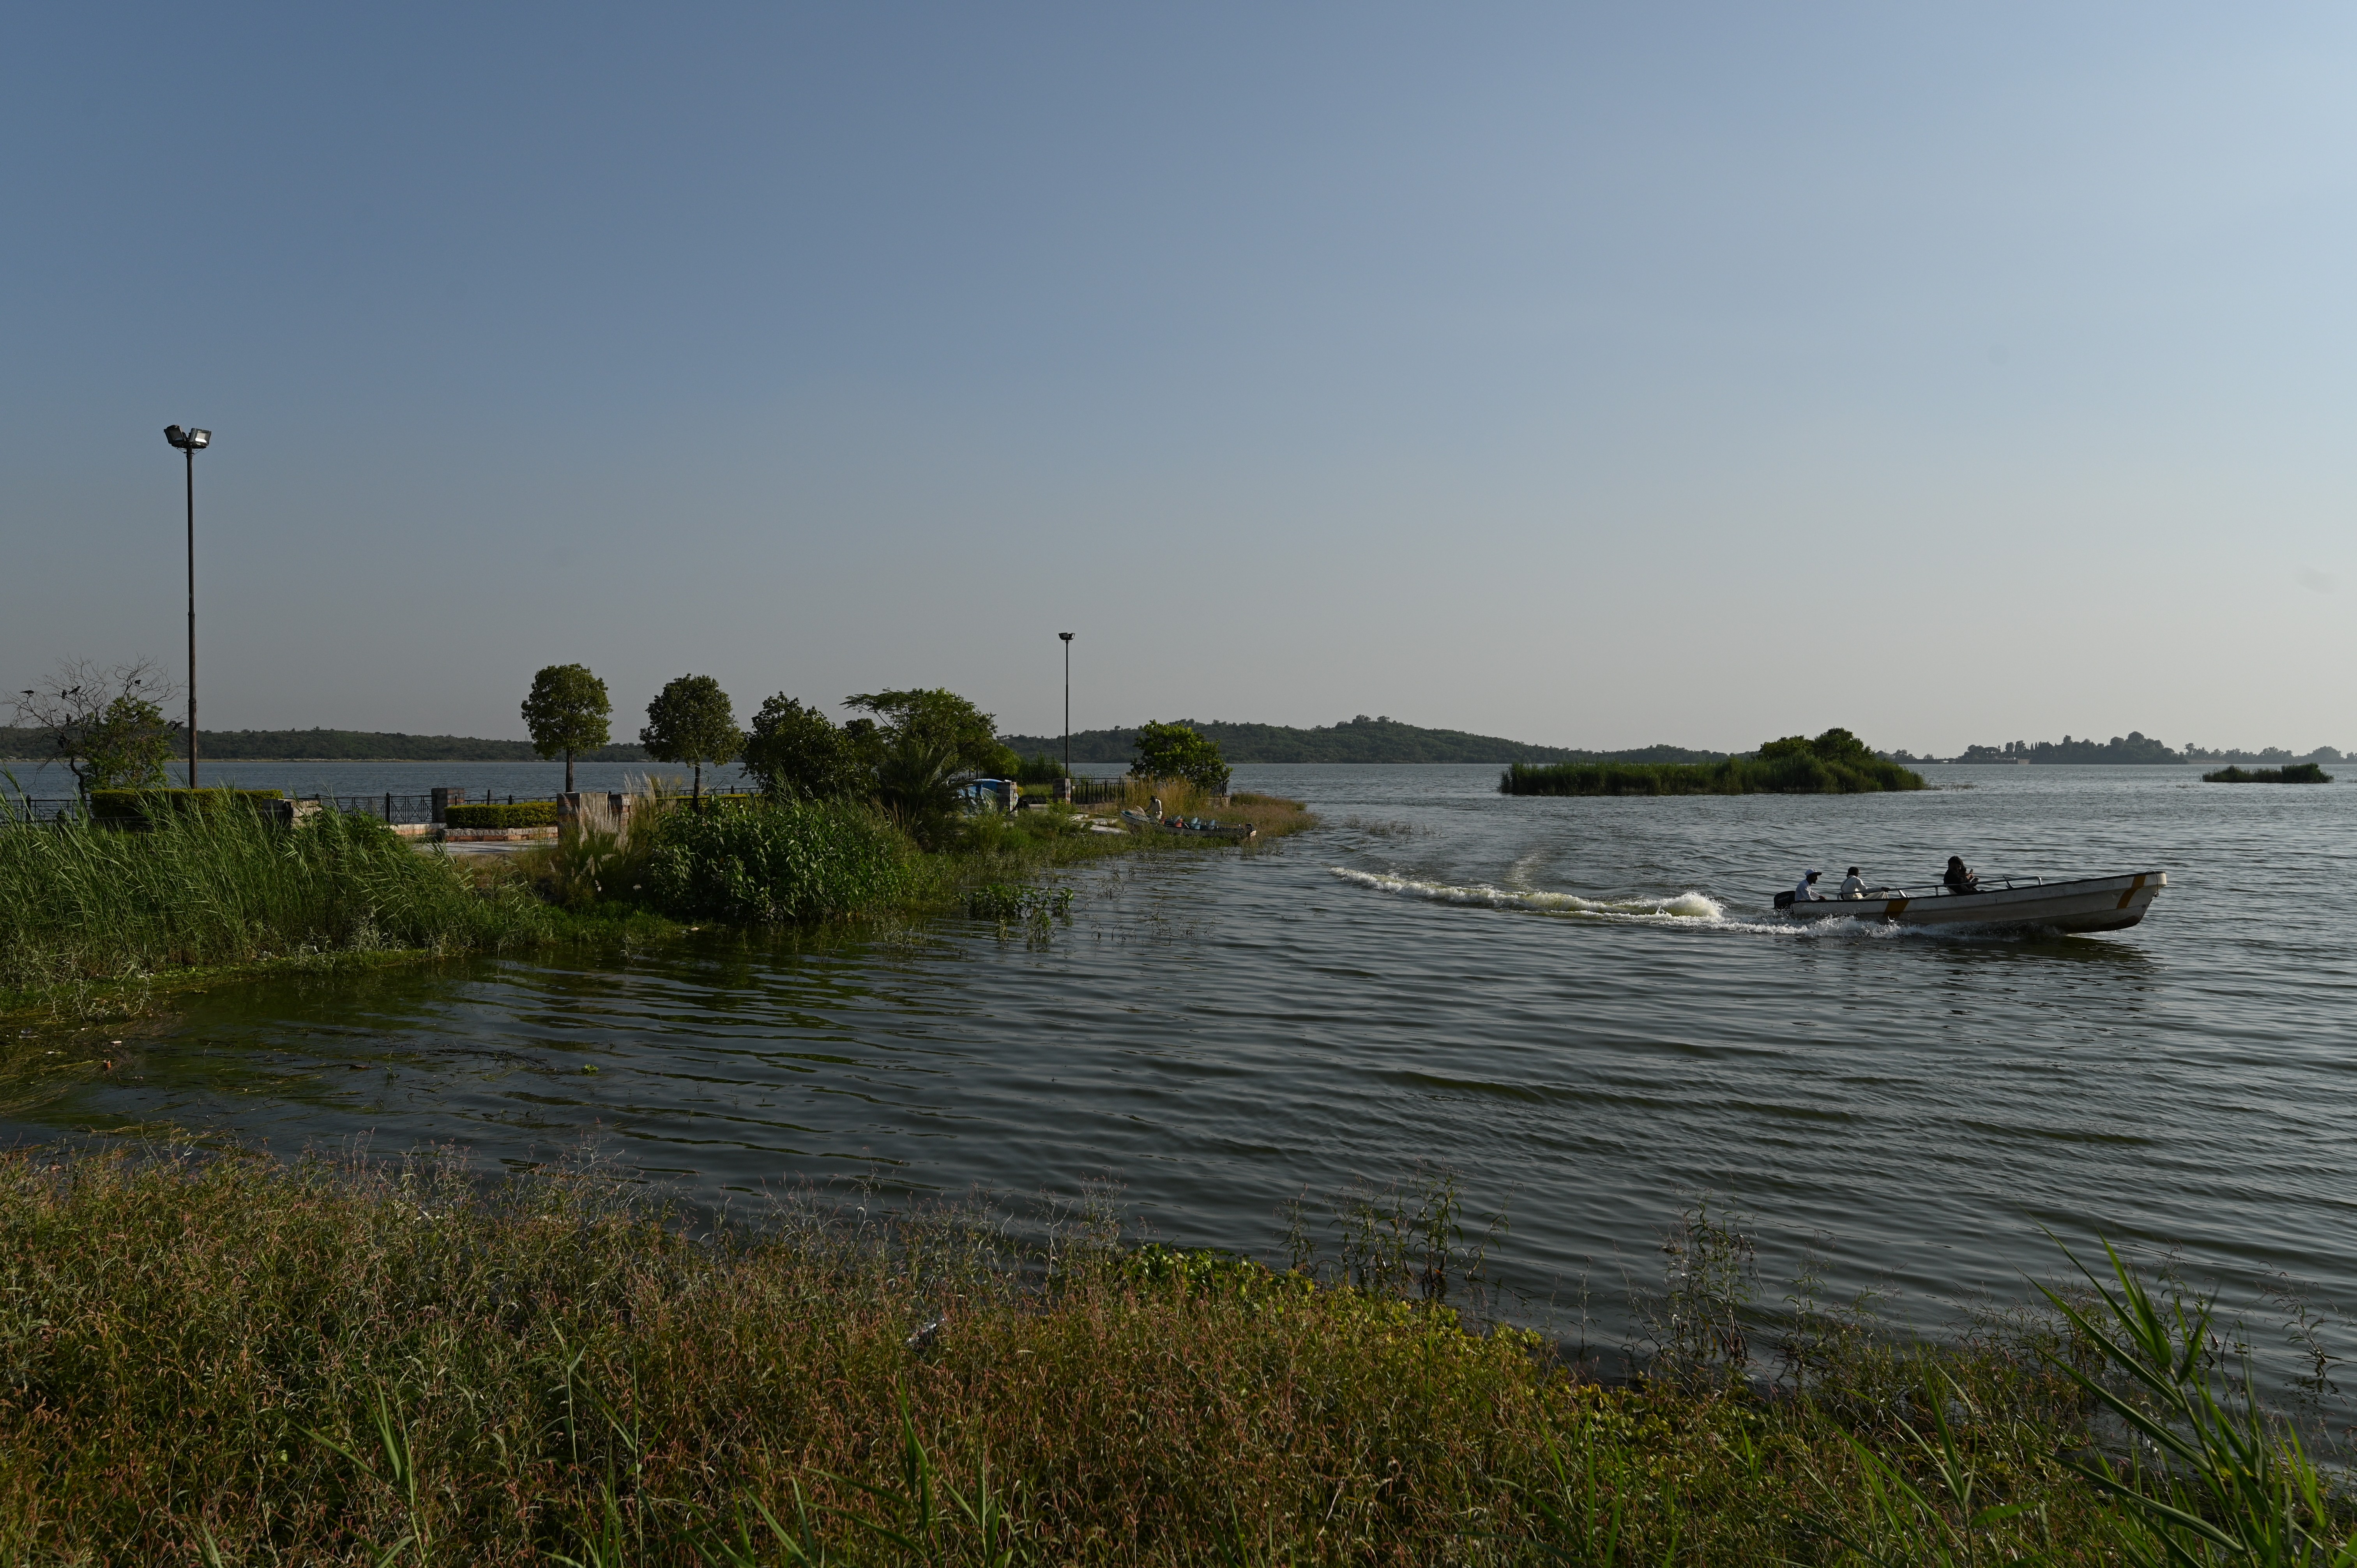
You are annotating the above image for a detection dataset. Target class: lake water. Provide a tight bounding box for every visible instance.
[7,763,2352,1377]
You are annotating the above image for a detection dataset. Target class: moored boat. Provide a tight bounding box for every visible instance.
[1773,871,2166,932]
[1121,808,1256,841]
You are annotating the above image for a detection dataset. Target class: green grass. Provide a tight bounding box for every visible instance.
[1502,752,1926,796]
[0,797,550,1013]
[0,1146,2344,1563]
[2203,763,2334,784]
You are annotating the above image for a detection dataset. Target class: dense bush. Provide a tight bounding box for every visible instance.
[2205,762,2333,783]
[87,787,284,825]
[1015,751,1069,785]
[643,798,909,921]
[0,801,547,995]
[444,802,559,830]
[1131,720,1232,794]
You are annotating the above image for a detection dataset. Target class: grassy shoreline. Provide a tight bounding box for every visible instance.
[0,1145,2343,1563]
[1,786,1314,1021]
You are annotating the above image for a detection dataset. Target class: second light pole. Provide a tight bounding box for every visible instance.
[164,423,212,787]
[1059,631,1075,779]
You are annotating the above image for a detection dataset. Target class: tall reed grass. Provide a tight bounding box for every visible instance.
[640,798,913,922]
[0,1146,2341,1564]
[0,797,548,1003]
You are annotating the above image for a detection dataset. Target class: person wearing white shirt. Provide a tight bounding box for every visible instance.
[1837,867,1868,899]
[1792,869,1823,902]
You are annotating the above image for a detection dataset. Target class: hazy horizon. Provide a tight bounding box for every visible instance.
[5,5,2350,757]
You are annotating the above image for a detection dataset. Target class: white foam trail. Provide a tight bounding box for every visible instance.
[1329,866,2000,943]
[1329,867,1723,921]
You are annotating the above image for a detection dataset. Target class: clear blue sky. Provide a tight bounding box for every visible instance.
[4,4,2350,754]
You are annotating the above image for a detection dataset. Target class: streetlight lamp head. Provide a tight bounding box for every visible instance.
[186,428,210,448]
[1059,631,1074,642]
[164,424,211,450]
[164,425,186,445]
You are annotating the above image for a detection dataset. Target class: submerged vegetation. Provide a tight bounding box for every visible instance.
[2204,762,2334,784]
[0,1146,2345,1564]
[1504,729,1926,797]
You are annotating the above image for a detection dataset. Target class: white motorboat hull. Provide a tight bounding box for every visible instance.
[1779,871,2167,933]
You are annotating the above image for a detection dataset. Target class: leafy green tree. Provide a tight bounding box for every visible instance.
[521,663,611,794]
[8,659,180,802]
[741,696,869,801]
[639,673,739,803]
[1757,727,1873,766]
[843,689,1008,776]
[1130,721,1231,795]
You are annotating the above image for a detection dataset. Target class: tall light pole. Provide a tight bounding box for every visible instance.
[1059,632,1074,779]
[164,425,211,787]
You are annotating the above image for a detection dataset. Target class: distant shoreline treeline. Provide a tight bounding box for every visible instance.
[1953,731,2345,765]
[6,718,2345,768]
[997,715,1728,766]
[0,727,650,763]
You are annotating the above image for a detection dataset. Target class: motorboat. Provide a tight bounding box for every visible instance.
[1121,808,1256,841]
[1773,871,2166,932]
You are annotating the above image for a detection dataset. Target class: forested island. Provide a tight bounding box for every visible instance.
[1504,729,1924,795]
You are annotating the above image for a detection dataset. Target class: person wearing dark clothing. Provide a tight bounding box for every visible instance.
[1942,855,1978,893]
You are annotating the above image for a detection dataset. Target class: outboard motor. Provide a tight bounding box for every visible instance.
[1772,890,1797,910]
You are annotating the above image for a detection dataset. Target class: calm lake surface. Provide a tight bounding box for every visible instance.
[9,763,2353,1368]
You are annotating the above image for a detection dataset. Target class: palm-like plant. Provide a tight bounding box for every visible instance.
[873,735,960,843]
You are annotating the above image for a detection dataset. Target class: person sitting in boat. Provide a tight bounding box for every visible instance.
[1792,869,1823,902]
[1838,867,1868,899]
[1942,856,1978,893]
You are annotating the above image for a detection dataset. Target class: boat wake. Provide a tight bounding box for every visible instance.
[1328,867,1979,942]
[1327,867,1723,922]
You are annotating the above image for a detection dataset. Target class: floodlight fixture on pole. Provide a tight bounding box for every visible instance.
[1059,632,1075,778]
[164,424,212,786]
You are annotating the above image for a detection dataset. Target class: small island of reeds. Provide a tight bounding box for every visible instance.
[2203,762,2334,783]
[1503,727,1925,796]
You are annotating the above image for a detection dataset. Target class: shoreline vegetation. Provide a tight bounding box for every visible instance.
[1504,730,1926,797]
[0,1144,2345,1563]
[1,704,1309,1019]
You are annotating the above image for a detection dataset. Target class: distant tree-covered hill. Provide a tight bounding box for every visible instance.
[0,727,648,762]
[995,715,1728,766]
